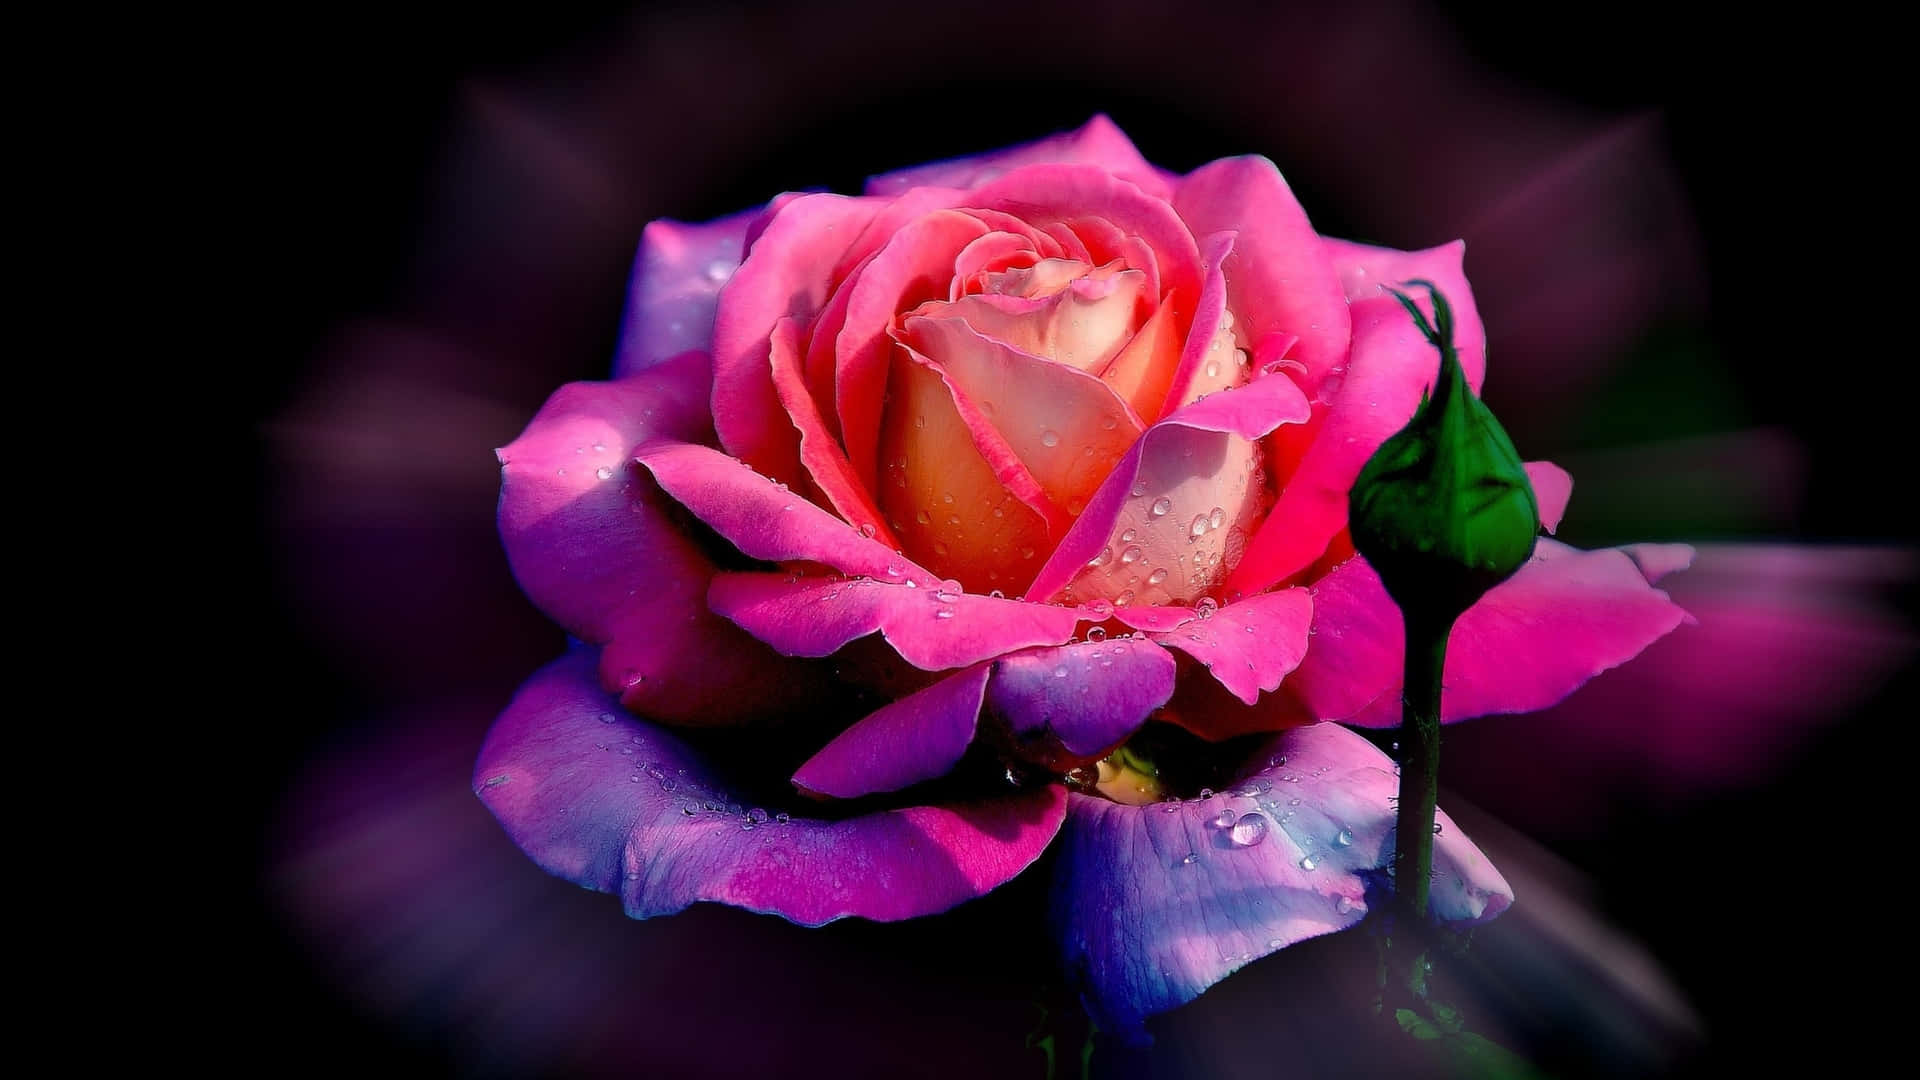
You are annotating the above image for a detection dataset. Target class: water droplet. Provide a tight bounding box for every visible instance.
[1189,514,1209,539]
[1334,895,1355,915]
[1020,546,1036,559]
[1209,507,1225,529]
[483,774,510,788]
[859,523,876,538]
[1040,429,1061,448]
[629,774,642,783]
[884,561,904,578]
[1333,827,1354,847]
[916,510,931,525]
[932,541,949,556]
[1211,809,1236,828]
[775,812,791,824]
[933,608,955,619]
[1119,545,1143,565]
[705,259,731,282]
[745,807,770,825]
[1149,497,1172,518]
[1204,360,1220,378]
[1147,568,1169,586]
[1236,348,1250,367]
[1052,665,1069,679]
[1195,597,1218,619]
[1087,547,1112,568]
[1433,821,1444,835]
[989,589,1006,599]
[1298,855,1317,871]
[913,414,927,428]
[681,806,697,816]
[1179,852,1199,866]
[1100,416,1118,431]
[1114,590,1135,606]
[1229,813,1269,847]
[905,579,919,588]
[1120,527,1137,542]
[1084,598,1114,619]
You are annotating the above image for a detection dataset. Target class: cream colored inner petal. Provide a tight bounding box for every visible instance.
[1099,301,1185,421]
[877,349,1054,595]
[923,267,1147,376]
[1166,308,1252,415]
[1060,425,1271,608]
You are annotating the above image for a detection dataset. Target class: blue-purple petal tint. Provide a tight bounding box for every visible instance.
[478,651,1069,926]
[1049,722,1511,1039]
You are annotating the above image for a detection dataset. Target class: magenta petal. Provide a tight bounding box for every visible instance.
[1527,460,1573,533]
[635,439,929,583]
[1322,238,1487,391]
[710,193,884,481]
[1050,722,1510,1037]
[709,572,1081,672]
[477,651,1070,926]
[864,114,1177,201]
[497,353,715,639]
[793,666,992,799]
[1173,155,1351,394]
[987,638,1178,758]
[1148,588,1313,706]
[1292,540,1694,727]
[613,210,759,377]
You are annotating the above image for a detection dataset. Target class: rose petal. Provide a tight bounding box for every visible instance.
[901,315,1144,519]
[879,347,1059,593]
[1322,238,1487,393]
[1050,722,1510,1038]
[1147,588,1312,706]
[987,638,1178,759]
[498,355,825,725]
[767,316,898,545]
[1098,301,1185,420]
[793,665,992,799]
[1029,372,1313,607]
[835,210,994,494]
[711,193,883,483]
[1173,155,1351,396]
[613,209,757,377]
[1229,293,1465,596]
[1160,232,1249,414]
[922,267,1148,375]
[635,439,928,583]
[1528,460,1573,533]
[709,572,1082,672]
[864,114,1177,202]
[1289,540,1694,726]
[477,651,1069,926]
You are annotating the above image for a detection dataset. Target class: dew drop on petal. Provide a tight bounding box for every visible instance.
[1211,809,1236,828]
[1086,626,1107,642]
[1149,497,1172,518]
[1335,895,1355,915]
[1040,429,1061,448]
[1179,852,1199,866]
[859,523,876,538]
[1147,568,1169,586]
[1333,827,1354,847]
[933,608,955,620]
[1120,528,1137,542]
[1229,813,1269,847]
[916,510,931,525]
[1195,597,1218,619]
[1299,855,1316,871]
[1114,590,1135,607]
[1120,545,1143,565]
[1209,506,1225,529]
[1189,514,1209,539]
[595,466,614,480]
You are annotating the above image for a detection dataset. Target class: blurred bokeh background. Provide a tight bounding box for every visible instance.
[239,2,1913,1076]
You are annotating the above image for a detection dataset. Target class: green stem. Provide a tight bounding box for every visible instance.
[1390,609,1453,995]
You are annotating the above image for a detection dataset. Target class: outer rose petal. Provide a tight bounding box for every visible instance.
[1173,156,1351,396]
[497,353,826,725]
[1290,540,1695,726]
[791,638,1178,800]
[613,209,757,377]
[1528,460,1573,532]
[1146,587,1313,706]
[709,572,1081,673]
[1230,293,1475,596]
[1322,238,1487,391]
[967,164,1204,306]
[710,193,884,484]
[477,651,1069,926]
[864,114,1177,202]
[1050,722,1510,1039]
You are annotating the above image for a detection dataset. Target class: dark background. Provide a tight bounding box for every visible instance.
[233,3,1912,1077]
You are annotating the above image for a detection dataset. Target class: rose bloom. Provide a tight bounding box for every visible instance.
[477,116,1689,1036]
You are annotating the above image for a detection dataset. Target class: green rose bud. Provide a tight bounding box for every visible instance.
[1348,281,1539,623]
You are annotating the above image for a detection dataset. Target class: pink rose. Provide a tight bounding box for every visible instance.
[479,116,1690,1034]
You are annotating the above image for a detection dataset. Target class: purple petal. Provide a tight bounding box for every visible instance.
[793,665,991,799]
[708,572,1081,672]
[1292,540,1695,726]
[864,114,1178,201]
[613,209,757,377]
[476,651,1069,926]
[1148,588,1313,706]
[1051,722,1510,1038]
[987,638,1178,758]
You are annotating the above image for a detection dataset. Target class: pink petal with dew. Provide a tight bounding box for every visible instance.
[613,209,756,377]
[1292,540,1694,726]
[710,193,882,483]
[1030,372,1312,608]
[864,114,1178,201]
[1174,155,1351,395]
[709,571,1082,673]
[1050,721,1509,1039]
[1147,587,1313,706]
[477,651,1068,927]
[766,317,898,546]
